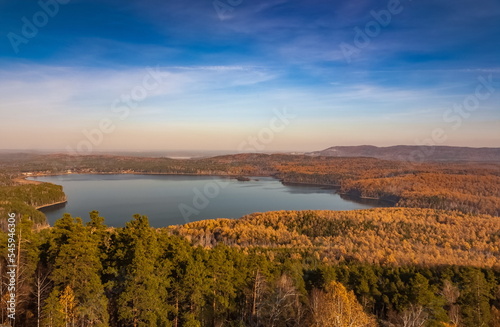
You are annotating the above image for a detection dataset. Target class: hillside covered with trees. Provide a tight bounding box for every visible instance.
[169,208,500,267]
[0,152,499,326]
[0,182,66,226]
[1,210,499,327]
[309,145,500,162]
[341,173,500,216]
[0,152,499,225]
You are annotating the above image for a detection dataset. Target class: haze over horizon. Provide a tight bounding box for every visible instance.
[1,0,499,152]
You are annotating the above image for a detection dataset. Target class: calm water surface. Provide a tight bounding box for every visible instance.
[29,174,383,227]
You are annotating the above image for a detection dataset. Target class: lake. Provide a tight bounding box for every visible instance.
[29,174,384,227]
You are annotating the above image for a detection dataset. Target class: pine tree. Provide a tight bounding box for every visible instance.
[115,214,171,327]
[205,244,238,327]
[160,234,207,327]
[408,273,447,324]
[459,268,493,327]
[43,214,109,326]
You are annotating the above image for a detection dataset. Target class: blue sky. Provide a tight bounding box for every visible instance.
[0,0,499,152]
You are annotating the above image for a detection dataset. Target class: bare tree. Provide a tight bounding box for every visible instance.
[259,274,303,327]
[388,304,428,327]
[247,268,267,326]
[32,267,51,327]
[441,280,461,326]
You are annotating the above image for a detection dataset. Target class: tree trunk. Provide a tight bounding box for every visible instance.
[174,293,178,327]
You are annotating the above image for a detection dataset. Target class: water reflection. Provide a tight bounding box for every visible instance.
[31,174,387,227]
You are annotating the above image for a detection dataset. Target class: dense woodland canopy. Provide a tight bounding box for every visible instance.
[0,152,499,326]
[0,211,499,327]
[0,153,499,220]
[341,173,500,216]
[169,208,500,268]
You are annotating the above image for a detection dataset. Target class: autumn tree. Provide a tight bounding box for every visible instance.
[310,280,376,327]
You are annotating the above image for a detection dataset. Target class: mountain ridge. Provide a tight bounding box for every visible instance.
[308,145,500,162]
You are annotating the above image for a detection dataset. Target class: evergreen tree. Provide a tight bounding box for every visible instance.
[115,214,171,327]
[408,273,447,324]
[43,214,109,326]
[205,244,238,326]
[458,268,493,327]
[160,234,207,327]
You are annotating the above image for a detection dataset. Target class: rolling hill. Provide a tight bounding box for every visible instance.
[309,145,500,162]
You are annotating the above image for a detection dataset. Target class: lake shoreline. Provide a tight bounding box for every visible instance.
[36,199,68,210]
[25,172,388,227]
[24,172,344,189]
[24,172,393,206]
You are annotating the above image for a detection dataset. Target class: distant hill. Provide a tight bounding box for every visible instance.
[309,145,500,162]
[170,208,500,267]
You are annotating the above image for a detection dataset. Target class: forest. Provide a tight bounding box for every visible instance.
[0,152,499,326]
[0,183,66,226]
[0,210,499,327]
[0,153,499,221]
[169,208,500,268]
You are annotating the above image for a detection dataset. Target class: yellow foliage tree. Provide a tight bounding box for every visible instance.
[310,281,376,327]
[59,285,77,326]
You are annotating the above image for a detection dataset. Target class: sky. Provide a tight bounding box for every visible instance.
[0,0,499,153]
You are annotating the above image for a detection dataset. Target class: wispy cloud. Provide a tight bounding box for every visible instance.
[1,0,499,150]
[0,63,277,121]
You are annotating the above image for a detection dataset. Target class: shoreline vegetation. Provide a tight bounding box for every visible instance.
[35,199,68,210]
[0,152,498,227]
[1,152,500,326]
[2,208,500,326]
[24,169,341,184]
